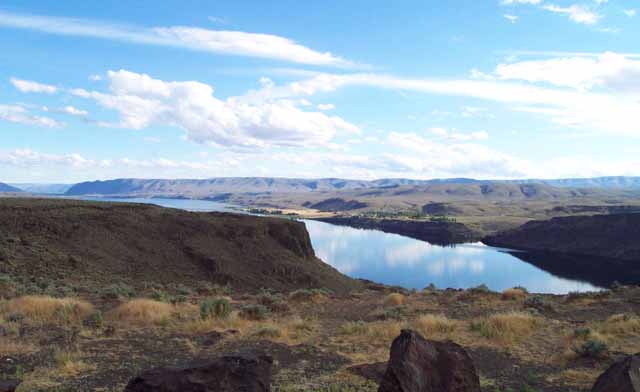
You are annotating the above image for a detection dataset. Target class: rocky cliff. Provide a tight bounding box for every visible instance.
[0,198,358,293]
[484,213,640,261]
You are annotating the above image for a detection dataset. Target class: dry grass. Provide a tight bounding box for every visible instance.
[249,316,318,344]
[546,369,600,389]
[108,299,175,325]
[384,293,405,307]
[0,337,38,355]
[177,310,253,335]
[501,288,528,301]
[54,350,96,377]
[1,296,94,325]
[597,314,640,336]
[411,314,459,338]
[470,311,540,344]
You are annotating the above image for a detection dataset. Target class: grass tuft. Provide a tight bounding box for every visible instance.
[470,311,540,343]
[383,293,405,307]
[108,299,174,325]
[1,295,93,325]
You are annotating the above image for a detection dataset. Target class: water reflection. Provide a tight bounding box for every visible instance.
[303,220,600,294]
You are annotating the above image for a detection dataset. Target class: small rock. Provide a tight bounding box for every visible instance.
[348,362,387,383]
[0,380,20,392]
[591,354,640,392]
[378,329,481,392]
[124,353,273,392]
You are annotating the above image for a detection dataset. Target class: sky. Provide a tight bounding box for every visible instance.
[1,0,639,183]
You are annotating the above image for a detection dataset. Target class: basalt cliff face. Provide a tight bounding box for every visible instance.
[0,198,358,293]
[484,213,640,261]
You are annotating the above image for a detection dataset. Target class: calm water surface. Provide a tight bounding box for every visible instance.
[75,197,601,294]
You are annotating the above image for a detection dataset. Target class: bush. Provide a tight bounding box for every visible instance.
[524,295,546,309]
[200,297,231,320]
[257,292,290,313]
[108,299,174,325]
[102,283,135,300]
[2,295,94,325]
[289,289,328,303]
[573,327,592,339]
[573,339,608,358]
[502,287,528,301]
[252,326,281,339]
[412,314,458,335]
[384,293,405,307]
[380,306,408,320]
[239,304,271,321]
[339,321,369,335]
[470,312,539,343]
[469,284,492,294]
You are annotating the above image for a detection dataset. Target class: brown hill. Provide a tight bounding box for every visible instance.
[0,198,357,293]
[484,213,640,261]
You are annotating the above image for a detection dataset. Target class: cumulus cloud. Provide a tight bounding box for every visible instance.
[0,104,62,127]
[624,9,636,17]
[0,10,354,67]
[428,127,489,141]
[71,69,359,148]
[10,77,58,94]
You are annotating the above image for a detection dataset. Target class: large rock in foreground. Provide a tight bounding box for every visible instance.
[592,354,640,392]
[124,353,273,392]
[379,329,480,392]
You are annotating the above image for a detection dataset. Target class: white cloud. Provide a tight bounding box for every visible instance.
[542,4,601,25]
[624,9,636,17]
[10,77,58,94]
[62,106,88,116]
[71,69,359,148]
[0,10,354,67]
[258,67,640,137]
[0,104,62,127]
[494,52,640,92]
[317,103,335,111]
[427,127,488,141]
[504,14,519,23]
[89,74,102,81]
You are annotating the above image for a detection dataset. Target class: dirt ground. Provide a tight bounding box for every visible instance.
[2,283,640,392]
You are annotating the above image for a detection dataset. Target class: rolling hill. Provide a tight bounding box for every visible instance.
[0,182,22,193]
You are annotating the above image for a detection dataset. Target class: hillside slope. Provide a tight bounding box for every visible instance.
[0,182,22,193]
[0,198,357,293]
[484,213,640,261]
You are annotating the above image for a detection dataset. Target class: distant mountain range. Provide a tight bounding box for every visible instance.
[8,183,73,194]
[0,182,22,193]
[63,176,640,197]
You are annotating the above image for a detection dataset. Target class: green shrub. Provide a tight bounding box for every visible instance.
[200,297,231,320]
[573,339,608,358]
[469,284,492,294]
[252,326,281,338]
[380,306,407,320]
[339,321,369,335]
[239,304,271,321]
[150,288,172,303]
[573,327,592,339]
[103,283,136,299]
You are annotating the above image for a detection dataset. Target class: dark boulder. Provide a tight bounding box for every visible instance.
[124,353,273,392]
[592,354,640,392]
[378,329,480,392]
[0,380,20,392]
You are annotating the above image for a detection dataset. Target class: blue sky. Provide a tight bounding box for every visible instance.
[1,0,639,182]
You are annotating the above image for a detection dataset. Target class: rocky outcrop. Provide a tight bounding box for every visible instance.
[315,216,479,245]
[0,380,20,392]
[378,329,481,392]
[0,198,358,294]
[484,213,640,261]
[124,353,273,392]
[591,354,640,392]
